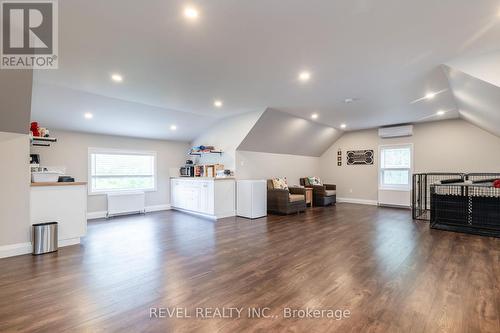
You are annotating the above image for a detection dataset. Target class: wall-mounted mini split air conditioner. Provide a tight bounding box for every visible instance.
[378,125,413,138]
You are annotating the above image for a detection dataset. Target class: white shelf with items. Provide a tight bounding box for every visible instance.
[30,137,57,147]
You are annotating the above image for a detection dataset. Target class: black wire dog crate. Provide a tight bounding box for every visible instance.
[412,173,464,220]
[430,184,500,238]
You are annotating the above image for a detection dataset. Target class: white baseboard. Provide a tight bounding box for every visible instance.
[87,211,107,220]
[0,242,31,259]
[337,197,378,206]
[146,204,171,213]
[59,237,80,247]
[87,204,171,220]
[0,238,82,259]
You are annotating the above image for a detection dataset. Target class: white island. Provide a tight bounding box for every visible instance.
[170,177,236,219]
[30,182,87,247]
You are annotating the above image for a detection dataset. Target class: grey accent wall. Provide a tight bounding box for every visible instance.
[0,70,33,134]
[237,109,343,157]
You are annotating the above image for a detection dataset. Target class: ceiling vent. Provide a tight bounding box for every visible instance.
[378,125,413,138]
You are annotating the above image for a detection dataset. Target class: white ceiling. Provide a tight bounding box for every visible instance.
[31,0,500,140]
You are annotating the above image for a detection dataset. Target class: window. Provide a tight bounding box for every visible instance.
[379,144,412,190]
[88,148,157,194]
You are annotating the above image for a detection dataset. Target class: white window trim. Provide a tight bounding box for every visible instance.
[378,143,413,191]
[88,147,158,196]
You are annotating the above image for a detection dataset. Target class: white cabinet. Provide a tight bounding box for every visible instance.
[237,180,267,219]
[30,184,87,247]
[171,178,235,219]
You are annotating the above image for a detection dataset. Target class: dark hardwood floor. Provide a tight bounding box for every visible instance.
[0,204,499,332]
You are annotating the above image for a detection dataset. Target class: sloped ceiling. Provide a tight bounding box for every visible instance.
[31,83,218,141]
[445,66,500,137]
[237,109,343,157]
[444,49,500,137]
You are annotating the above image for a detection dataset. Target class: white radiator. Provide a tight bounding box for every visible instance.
[107,191,146,217]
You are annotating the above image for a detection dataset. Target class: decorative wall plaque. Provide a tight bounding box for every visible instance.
[346,150,374,165]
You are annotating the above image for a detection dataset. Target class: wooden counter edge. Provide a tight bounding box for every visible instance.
[31,182,88,187]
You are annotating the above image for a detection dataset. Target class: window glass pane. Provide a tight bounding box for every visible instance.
[89,151,155,193]
[382,170,409,185]
[381,148,410,169]
[92,154,154,176]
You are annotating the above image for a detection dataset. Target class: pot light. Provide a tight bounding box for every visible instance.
[214,100,223,108]
[340,123,347,129]
[343,98,358,104]
[84,112,93,119]
[184,6,199,20]
[311,113,319,120]
[298,71,311,82]
[111,74,123,82]
[437,110,445,116]
[170,125,177,130]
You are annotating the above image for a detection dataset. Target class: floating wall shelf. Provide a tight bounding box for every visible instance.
[189,151,223,156]
[31,137,57,147]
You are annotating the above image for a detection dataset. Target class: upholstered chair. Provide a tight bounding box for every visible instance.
[267,179,307,214]
[300,177,336,206]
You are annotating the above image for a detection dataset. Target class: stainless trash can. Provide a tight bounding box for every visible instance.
[32,222,58,255]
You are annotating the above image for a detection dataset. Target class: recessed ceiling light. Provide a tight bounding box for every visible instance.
[437,110,445,116]
[184,6,199,20]
[311,113,318,119]
[298,71,311,82]
[170,125,177,130]
[425,92,436,100]
[214,100,223,108]
[84,112,93,119]
[340,123,347,129]
[111,74,123,82]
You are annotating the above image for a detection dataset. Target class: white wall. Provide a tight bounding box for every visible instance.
[0,70,32,134]
[320,119,500,202]
[236,150,321,186]
[191,110,263,171]
[31,130,190,214]
[0,133,30,254]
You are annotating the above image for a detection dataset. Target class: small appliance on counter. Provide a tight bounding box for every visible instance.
[31,171,63,183]
[58,176,75,183]
[216,169,233,178]
[180,165,195,177]
[30,164,70,183]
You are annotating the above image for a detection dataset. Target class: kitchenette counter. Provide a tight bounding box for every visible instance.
[31,182,88,187]
[30,181,87,247]
[171,177,236,219]
[170,177,235,181]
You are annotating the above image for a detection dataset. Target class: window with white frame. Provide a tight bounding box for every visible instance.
[379,144,412,190]
[88,148,157,194]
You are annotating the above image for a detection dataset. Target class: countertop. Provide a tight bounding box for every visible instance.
[31,182,88,187]
[170,177,235,181]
